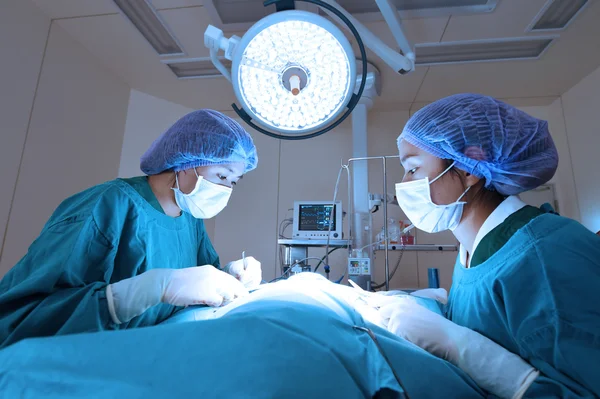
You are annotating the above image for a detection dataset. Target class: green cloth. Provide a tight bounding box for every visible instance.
[0,177,219,349]
[447,213,600,397]
[470,205,544,268]
[121,176,166,214]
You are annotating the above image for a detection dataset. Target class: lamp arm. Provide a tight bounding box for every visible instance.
[318,0,414,74]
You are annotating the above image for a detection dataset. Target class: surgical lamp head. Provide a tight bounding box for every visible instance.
[204,0,370,140]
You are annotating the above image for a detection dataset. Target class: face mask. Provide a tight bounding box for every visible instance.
[395,162,470,233]
[173,169,232,219]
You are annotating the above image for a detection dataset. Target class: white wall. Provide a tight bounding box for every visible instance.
[0,1,130,277]
[520,103,580,221]
[0,0,50,271]
[119,90,195,178]
[560,65,600,233]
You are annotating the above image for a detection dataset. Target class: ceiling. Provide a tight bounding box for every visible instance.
[30,0,600,112]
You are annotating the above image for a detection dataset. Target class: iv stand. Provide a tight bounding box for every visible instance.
[346,155,399,291]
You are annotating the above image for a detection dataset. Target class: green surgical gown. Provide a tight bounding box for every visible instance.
[447,212,600,397]
[0,177,219,349]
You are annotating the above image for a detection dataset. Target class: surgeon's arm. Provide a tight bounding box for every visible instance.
[520,319,600,397]
[515,227,600,398]
[0,215,118,348]
[381,299,539,399]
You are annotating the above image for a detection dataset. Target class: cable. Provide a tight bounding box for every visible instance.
[368,224,414,289]
[324,164,350,268]
[355,238,386,254]
[278,209,294,273]
[278,216,293,239]
[313,246,342,273]
[371,245,405,290]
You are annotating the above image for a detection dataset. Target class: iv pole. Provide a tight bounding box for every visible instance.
[346,155,399,291]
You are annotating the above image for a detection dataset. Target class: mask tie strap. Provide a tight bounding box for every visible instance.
[430,161,456,185]
[456,185,471,202]
[174,171,181,190]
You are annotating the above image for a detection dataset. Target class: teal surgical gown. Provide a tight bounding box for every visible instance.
[0,177,219,349]
[447,212,600,397]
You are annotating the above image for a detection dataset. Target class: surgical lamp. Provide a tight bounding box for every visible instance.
[204,0,415,140]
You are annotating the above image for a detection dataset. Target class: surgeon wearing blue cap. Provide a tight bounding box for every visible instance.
[0,110,260,348]
[379,94,600,398]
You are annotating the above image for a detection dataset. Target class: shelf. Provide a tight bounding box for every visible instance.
[278,239,350,247]
[376,244,458,252]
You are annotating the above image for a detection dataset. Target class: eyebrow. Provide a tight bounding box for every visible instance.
[225,166,244,180]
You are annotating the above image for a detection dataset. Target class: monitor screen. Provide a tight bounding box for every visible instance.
[298,204,336,231]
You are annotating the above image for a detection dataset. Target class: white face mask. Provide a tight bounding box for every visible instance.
[173,169,232,219]
[395,162,470,233]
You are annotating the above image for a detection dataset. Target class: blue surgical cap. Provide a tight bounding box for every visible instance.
[398,93,558,195]
[140,109,258,175]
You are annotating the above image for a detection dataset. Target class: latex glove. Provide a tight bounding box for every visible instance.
[410,288,448,305]
[224,256,262,289]
[106,266,248,324]
[380,297,539,399]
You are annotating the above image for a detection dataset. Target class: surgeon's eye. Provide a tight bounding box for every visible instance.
[218,174,227,181]
[408,168,417,175]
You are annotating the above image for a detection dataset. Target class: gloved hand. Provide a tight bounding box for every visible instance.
[224,256,262,289]
[106,266,248,324]
[379,297,539,399]
[380,296,459,361]
[409,288,448,305]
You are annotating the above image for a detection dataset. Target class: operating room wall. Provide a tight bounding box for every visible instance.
[560,65,600,233]
[519,103,580,223]
[0,1,130,277]
[0,0,50,276]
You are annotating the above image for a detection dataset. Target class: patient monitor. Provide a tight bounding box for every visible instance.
[292,201,343,240]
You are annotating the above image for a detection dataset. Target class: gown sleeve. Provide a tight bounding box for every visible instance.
[517,220,600,398]
[0,206,119,348]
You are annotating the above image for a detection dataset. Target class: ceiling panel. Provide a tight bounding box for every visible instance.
[416,60,563,101]
[150,0,203,9]
[158,6,214,56]
[333,0,495,14]
[415,36,556,65]
[57,13,238,111]
[158,6,246,57]
[528,0,589,32]
[385,15,450,44]
[30,0,119,19]
[46,0,600,113]
[441,0,548,41]
[340,17,448,102]
[321,0,497,21]
[416,0,600,101]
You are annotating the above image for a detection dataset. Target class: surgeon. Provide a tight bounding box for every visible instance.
[380,94,600,398]
[0,110,261,349]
